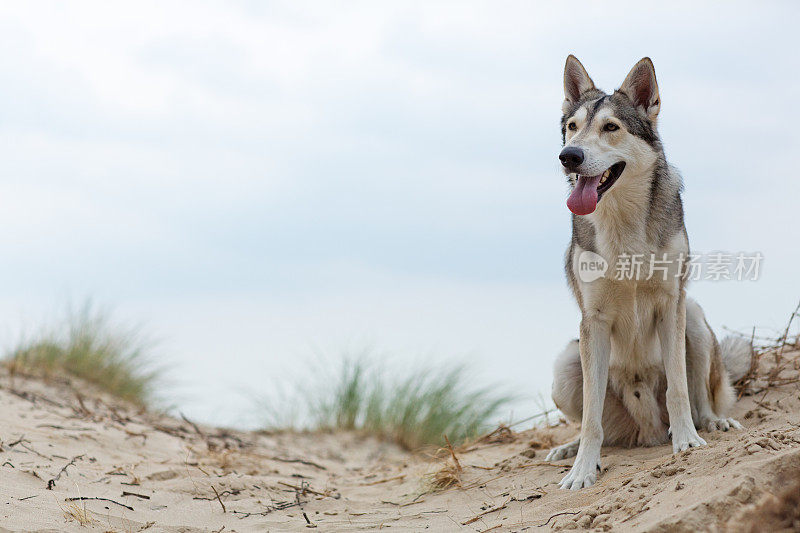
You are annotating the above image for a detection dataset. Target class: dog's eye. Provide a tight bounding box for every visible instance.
[567,122,577,131]
[603,122,619,132]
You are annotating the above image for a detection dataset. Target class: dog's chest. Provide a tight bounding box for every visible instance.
[608,284,666,369]
[578,274,673,369]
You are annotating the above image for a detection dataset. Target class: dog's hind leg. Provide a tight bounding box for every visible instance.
[685,299,743,432]
[548,340,583,461]
[546,438,580,461]
[551,340,583,423]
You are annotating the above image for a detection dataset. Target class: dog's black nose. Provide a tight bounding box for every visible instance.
[559,147,584,170]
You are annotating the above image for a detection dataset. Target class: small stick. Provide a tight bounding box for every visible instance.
[360,474,405,486]
[537,510,579,527]
[121,491,150,500]
[64,496,134,511]
[462,501,509,525]
[277,481,326,497]
[211,486,226,513]
[47,454,84,490]
[180,412,205,438]
[7,435,26,448]
[20,442,51,460]
[270,457,327,470]
[193,489,240,501]
[443,435,462,472]
[507,409,557,429]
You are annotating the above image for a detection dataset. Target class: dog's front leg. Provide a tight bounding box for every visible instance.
[660,289,706,452]
[559,316,610,490]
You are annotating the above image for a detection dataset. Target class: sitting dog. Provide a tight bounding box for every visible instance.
[546,56,751,490]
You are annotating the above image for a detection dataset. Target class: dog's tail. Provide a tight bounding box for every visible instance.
[719,335,753,383]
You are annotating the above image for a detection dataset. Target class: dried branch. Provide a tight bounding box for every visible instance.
[64,496,134,511]
[211,485,226,513]
[47,454,84,490]
[270,456,327,470]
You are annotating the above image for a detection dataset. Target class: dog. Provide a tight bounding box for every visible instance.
[545,56,752,490]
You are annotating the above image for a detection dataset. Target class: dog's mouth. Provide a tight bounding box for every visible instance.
[566,162,626,215]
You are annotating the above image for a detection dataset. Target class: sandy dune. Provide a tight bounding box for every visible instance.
[1,349,799,532]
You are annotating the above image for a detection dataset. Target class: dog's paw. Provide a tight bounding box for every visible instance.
[558,451,601,490]
[704,417,744,432]
[559,459,601,490]
[546,440,580,462]
[669,425,707,453]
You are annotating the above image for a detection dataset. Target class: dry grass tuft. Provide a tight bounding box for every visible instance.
[478,424,516,445]
[731,299,800,398]
[62,500,97,526]
[5,302,162,408]
[427,435,463,490]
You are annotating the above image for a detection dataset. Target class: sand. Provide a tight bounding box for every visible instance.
[1,349,799,532]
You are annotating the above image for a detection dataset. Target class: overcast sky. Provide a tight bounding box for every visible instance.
[0,2,798,426]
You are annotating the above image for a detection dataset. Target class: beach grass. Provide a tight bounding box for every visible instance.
[5,303,161,408]
[274,356,515,450]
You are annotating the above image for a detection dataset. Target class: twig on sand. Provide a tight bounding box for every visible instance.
[231,499,300,518]
[20,442,51,460]
[523,461,571,469]
[121,491,150,500]
[6,435,26,448]
[47,455,84,490]
[180,412,205,438]
[211,485,226,513]
[232,483,308,519]
[462,500,510,525]
[193,489,241,501]
[7,388,64,408]
[360,474,405,486]
[537,510,580,527]
[277,481,330,497]
[65,496,134,511]
[270,456,327,470]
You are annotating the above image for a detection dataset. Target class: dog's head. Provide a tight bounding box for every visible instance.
[559,56,662,216]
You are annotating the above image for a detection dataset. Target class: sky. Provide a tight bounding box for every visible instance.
[0,1,798,427]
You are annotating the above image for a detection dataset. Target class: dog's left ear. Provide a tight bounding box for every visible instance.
[619,57,660,121]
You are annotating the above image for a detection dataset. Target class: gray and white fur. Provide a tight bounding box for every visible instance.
[546,56,751,490]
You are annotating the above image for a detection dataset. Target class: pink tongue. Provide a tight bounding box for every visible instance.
[567,175,602,215]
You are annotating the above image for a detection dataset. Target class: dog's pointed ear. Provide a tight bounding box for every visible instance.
[563,55,595,113]
[619,57,660,121]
